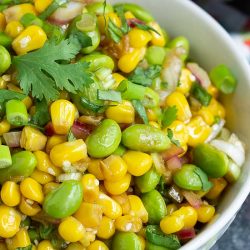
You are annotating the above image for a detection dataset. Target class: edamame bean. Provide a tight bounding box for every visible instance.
[80,54,114,71]
[113,144,126,156]
[142,88,160,108]
[193,143,229,178]
[81,28,101,54]
[111,232,142,250]
[135,168,161,193]
[122,124,171,152]
[86,119,121,158]
[0,32,12,47]
[145,46,166,65]
[146,241,171,250]
[43,180,83,219]
[168,36,189,61]
[0,151,37,184]
[141,190,167,224]
[87,2,114,15]
[0,45,11,75]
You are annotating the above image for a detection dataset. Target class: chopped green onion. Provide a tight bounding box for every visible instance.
[191,82,212,106]
[209,64,237,94]
[162,106,177,127]
[20,13,43,27]
[76,13,97,32]
[80,97,104,113]
[0,5,8,12]
[107,19,123,43]
[132,99,149,124]
[6,99,29,126]
[0,32,12,47]
[97,90,122,102]
[0,145,12,169]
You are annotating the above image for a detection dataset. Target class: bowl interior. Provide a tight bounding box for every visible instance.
[111,0,250,249]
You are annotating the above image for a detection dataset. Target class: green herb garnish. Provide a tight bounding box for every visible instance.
[167,128,180,147]
[0,90,26,102]
[97,90,122,102]
[161,106,177,127]
[191,82,212,106]
[132,99,149,124]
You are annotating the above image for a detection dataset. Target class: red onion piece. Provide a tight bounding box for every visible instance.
[127,18,145,28]
[177,228,196,240]
[71,121,94,140]
[166,156,182,171]
[162,145,184,161]
[3,132,21,148]
[182,190,202,209]
[44,122,55,136]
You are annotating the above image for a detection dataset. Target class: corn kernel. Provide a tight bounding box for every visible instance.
[1,181,21,207]
[196,204,215,223]
[20,126,47,151]
[6,228,31,249]
[12,25,47,55]
[111,193,131,215]
[22,96,33,110]
[37,240,54,250]
[81,174,100,203]
[207,85,219,98]
[166,204,178,215]
[34,0,53,13]
[5,20,23,38]
[31,169,54,185]
[147,109,158,122]
[207,98,226,119]
[66,242,83,250]
[43,182,60,195]
[19,196,41,216]
[45,135,67,154]
[87,240,109,250]
[176,68,194,95]
[0,119,11,135]
[59,216,86,242]
[20,177,44,203]
[97,216,115,239]
[160,215,184,234]
[195,106,215,126]
[138,235,146,250]
[29,105,36,116]
[50,139,87,167]
[115,215,142,233]
[148,21,166,47]
[0,77,7,89]
[79,231,96,248]
[0,205,21,238]
[0,12,6,31]
[105,100,135,124]
[50,99,76,135]
[149,121,161,129]
[88,159,105,180]
[124,11,135,19]
[74,202,103,228]
[104,173,131,195]
[128,28,152,48]
[206,178,227,200]
[112,73,126,89]
[172,206,198,228]
[123,151,152,176]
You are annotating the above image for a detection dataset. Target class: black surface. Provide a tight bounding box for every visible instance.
[212,195,250,250]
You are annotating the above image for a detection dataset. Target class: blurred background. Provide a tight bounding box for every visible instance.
[192,1,250,249]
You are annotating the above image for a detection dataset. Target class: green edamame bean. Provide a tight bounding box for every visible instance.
[114,3,154,22]
[0,32,12,47]
[141,190,167,224]
[135,168,161,193]
[145,46,166,65]
[111,232,142,250]
[81,28,101,54]
[168,36,190,61]
[0,151,37,184]
[0,45,11,75]
[146,242,170,250]
[142,88,160,108]
[87,2,114,15]
[193,143,229,178]
[113,144,126,156]
[80,54,114,71]
[43,180,83,219]
[86,119,121,158]
[122,124,171,152]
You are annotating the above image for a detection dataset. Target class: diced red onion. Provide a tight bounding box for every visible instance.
[162,145,184,161]
[187,63,211,89]
[71,121,94,140]
[205,119,225,142]
[182,190,202,209]
[3,131,21,148]
[177,228,196,240]
[127,18,145,28]
[166,156,182,171]
[44,122,55,136]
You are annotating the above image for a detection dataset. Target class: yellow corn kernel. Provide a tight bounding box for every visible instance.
[50,99,76,135]
[45,135,67,154]
[20,126,47,151]
[3,4,37,23]
[176,68,194,95]
[59,216,86,242]
[195,106,215,126]
[167,120,189,147]
[0,77,7,89]
[186,116,212,147]
[207,98,226,119]
[206,178,227,200]
[101,155,127,181]
[166,204,178,215]
[0,242,7,250]
[149,121,161,129]
[112,73,126,89]
[37,240,54,250]
[87,240,108,250]
[1,181,21,207]
[22,96,33,110]
[123,151,152,176]
[196,204,215,223]
[0,205,21,238]
[34,151,62,176]
[105,100,135,124]
[30,169,54,185]
[98,12,121,34]
[43,182,60,195]
[148,21,166,47]
[138,235,146,250]
[20,177,44,203]
[5,20,23,38]
[50,139,87,167]
[118,48,146,73]
[34,0,53,13]
[0,119,11,135]
[128,28,152,48]
[124,11,135,19]
[29,105,36,116]
[147,109,158,122]
[6,228,31,249]
[165,91,192,122]
[74,202,103,228]
[207,85,219,98]
[66,242,83,250]
[160,215,184,234]
[12,25,47,55]
[0,13,6,31]
[79,231,96,248]
[88,159,105,180]
[19,196,41,216]
[96,192,122,219]
[81,174,100,203]
[111,193,131,215]
[127,195,148,223]
[97,216,115,239]
[115,215,142,233]
[104,173,131,195]
[172,206,198,228]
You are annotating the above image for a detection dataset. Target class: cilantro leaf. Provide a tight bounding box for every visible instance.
[13,37,93,101]
[16,246,32,250]
[167,128,180,147]
[132,99,149,124]
[162,106,177,127]
[68,129,76,142]
[129,19,160,35]
[193,167,213,192]
[70,29,93,48]
[128,65,161,87]
[0,89,26,102]
[191,82,212,106]
[39,224,55,240]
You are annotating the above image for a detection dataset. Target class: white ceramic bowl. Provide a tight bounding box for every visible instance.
[110,0,250,249]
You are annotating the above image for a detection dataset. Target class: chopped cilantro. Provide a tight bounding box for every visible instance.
[167,128,180,147]
[191,82,212,106]
[193,167,213,192]
[0,89,26,102]
[162,106,177,127]
[132,99,149,124]
[16,246,32,250]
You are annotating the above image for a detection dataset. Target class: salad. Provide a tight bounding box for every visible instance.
[0,0,246,250]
